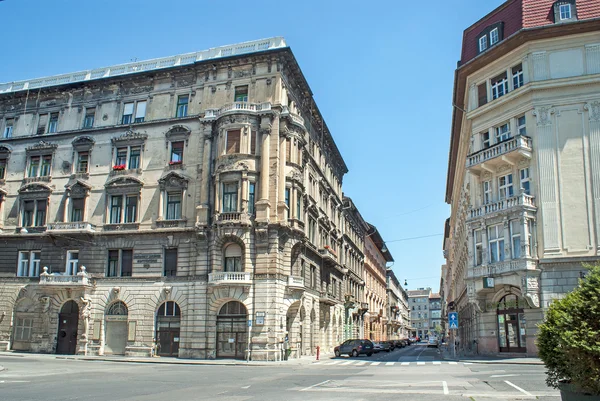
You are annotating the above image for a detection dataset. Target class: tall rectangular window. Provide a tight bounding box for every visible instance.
[22,200,34,227]
[14,317,33,341]
[510,220,521,259]
[66,251,79,275]
[285,188,290,220]
[3,119,13,138]
[77,152,89,173]
[520,168,531,195]
[488,224,505,263]
[83,108,95,128]
[166,192,182,220]
[483,180,492,204]
[296,192,302,220]
[248,182,256,215]
[512,64,524,89]
[134,101,146,123]
[225,130,241,154]
[0,159,6,179]
[116,148,127,167]
[129,146,141,169]
[496,123,510,142]
[107,250,119,277]
[478,35,487,52]
[71,198,84,222]
[47,113,59,133]
[17,251,41,277]
[250,130,257,155]
[176,95,189,118]
[222,182,238,213]
[164,248,178,277]
[490,28,499,45]
[478,83,488,107]
[474,229,483,266]
[121,250,133,277]
[40,155,52,176]
[498,174,514,200]
[125,195,138,223]
[234,86,248,102]
[37,114,48,135]
[170,141,184,164]
[110,196,123,224]
[36,200,47,226]
[28,156,40,177]
[491,73,508,100]
[481,131,490,149]
[122,103,134,124]
[517,115,526,136]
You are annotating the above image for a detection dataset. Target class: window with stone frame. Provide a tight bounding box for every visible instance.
[488,224,505,263]
[71,136,95,176]
[222,182,238,213]
[512,64,524,89]
[474,229,483,266]
[111,130,147,172]
[158,172,188,222]
[104,177,143,227]
[121,101,146,124]
[520,168,531,195]
[66,250,79,275]
[65,181,91,222]
[165,125,190,167]
[495,122,511,143]
[17,251,41,277]
[223,243,242,272]
[234,86,248,102]
[0,145,10,181]
[3,118,13,138]
[164,248,178,277]
[498,174,514,200]
[18,184,51,228]
[175,95,189,118]
[225,129,241,154]
[14,316,33,341]
[248,182,256,215]
[510,220,521,259]
[83,108,96,129]
[107,249,133,277]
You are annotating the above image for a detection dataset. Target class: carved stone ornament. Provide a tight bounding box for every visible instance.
[26,141,58,155]
[584,101,600,122]
[533,106,554,126]
[165,125,191,147]
[111,130,148,146]
[482,171,492,180]
[520,275,541,308]
[105,176,143,195]
[159,171,189,190]
[18,183,52,196]
[256,227,269,242]
[66,180,91,198]
[72,136,95,151]
[496,164,511,174]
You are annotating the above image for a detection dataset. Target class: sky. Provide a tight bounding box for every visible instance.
[0,0,505,292]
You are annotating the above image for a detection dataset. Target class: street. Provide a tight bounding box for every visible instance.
[0,344,559,401]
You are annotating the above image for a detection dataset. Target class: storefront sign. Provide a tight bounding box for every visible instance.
[483,277,495,288]
[134,253,162,268]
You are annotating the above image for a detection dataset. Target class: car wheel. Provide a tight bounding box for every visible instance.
[387,349,391,352]
[335,350,341,357]
[352,350,359,357]
[367,352,373,357]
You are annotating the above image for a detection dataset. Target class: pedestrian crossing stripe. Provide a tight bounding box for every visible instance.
[313,361,474,367]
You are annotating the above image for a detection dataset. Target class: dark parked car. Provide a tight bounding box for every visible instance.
[374,341,391,352]
[334,339,374,357]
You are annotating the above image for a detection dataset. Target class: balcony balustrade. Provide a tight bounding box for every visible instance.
[468,193,535,220]
[467,258,537,279]
[287,276,305,289]
[281,106,305,128]
[204,102,272,119]
[319,291,338,305]
[466,135,532,173]
[208,271,252,285]
[47,222,96,233]
[39,266,90,286]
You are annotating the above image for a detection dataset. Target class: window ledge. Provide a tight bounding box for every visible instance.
[110,168,142,177]
[22,176,51,184]
[164,163,185,171]
[155,219,187,229]
[16,226,47,234]
[103,223,139,231]
[70,172,90,180]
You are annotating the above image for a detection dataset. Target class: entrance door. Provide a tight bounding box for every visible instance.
[497,295,526,353]
[105,301,128,355]
[156,301,181,357]
[56,301,79,355]
[216,301,247,359]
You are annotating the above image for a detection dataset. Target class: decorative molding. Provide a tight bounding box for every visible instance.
[533,106,554,126]
[158,171,189,190]
[25,141,58,155]
[164,125,191,147]
[71,136,95,151]
[584,101,600,122]
[111,130,148,147]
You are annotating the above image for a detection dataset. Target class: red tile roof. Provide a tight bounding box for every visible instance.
[523,0,600,27]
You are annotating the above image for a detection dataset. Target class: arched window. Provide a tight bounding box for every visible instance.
[158,301,181,317]
[223,243,242,272]
[107,301,128,316]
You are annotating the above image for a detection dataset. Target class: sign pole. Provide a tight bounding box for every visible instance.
[247,319,252,363]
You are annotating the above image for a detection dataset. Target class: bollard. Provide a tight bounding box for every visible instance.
[316,345,320,361]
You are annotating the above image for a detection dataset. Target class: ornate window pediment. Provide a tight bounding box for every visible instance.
[105,176,143,195]
[111,129,148,148]
[165,125,191,148]
[0,144,12,159]
[66,180,92,198]
[26,141,58,156]
[72,136,95,152]
[159,171,188,190]
[18,183,52,198]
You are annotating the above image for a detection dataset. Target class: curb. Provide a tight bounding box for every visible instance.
[440,353,544,366]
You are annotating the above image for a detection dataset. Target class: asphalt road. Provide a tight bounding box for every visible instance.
[0,345,559,401]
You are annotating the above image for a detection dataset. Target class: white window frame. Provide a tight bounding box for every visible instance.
[510,221,521,259]
[66,250,79,275]
[517,115,526,136]
[488,224,505,263]
[108,194,139,224]
[479,36,487,52]
[121,101,147,125]
[17,251,41,277]
[498,174,514,200]
[491,75,509,100]
[495,123,511,142]
[520,168,531,195]
[559,4,571,20]
[3,118,14,138]
[490,28,499,45]
[512,65,524,89]
[483,180,492,205]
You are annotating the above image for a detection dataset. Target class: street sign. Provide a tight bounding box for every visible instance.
[448,312,458,330]
[483,277,495,288]
[248,319,252,327]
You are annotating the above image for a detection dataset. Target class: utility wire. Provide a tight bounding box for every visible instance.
[385,233,443,243]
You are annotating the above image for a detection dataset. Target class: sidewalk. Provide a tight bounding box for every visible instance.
[439,344,544,365]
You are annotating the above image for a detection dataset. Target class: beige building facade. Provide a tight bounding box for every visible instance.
[0,37,374,360]
[445,0,600,356]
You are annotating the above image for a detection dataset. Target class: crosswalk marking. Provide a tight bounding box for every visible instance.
[401,362,409,366]
[355,361,367,366]
[339,361,353,365]
[314,360,473,367]
[370,362,381,366]
[325,361,342,365]
[417,362,425,365]
[385,362,395,366]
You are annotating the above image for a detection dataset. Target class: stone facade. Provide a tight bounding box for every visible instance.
[0,38,372,360]
[386,269,409,339]
[407,288,431,339]
[444,2,600,356]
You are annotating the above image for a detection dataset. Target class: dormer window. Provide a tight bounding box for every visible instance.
[479,36,487,52]
[490,28,499,45]
[560,4,571,19]
[553,1,577,22]
[476,22,504,54]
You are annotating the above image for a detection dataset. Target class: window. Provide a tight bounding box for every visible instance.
[528,219,534,256]
[517,116,526,136]
[122,103,134,124]
[129,146,140,169]
[164,248,177,277]
[3,119,13,138]
[248,182,256,215]
[22,199,46,227]
[66,251,79,275]
[222,182,238,213]
[14,317,33,341]
[285,188,290,220]
[483,180,492,205]
[223,243,242,272]
[495,123,510,142]
[28,155,51,177]
[17,251,41,277]
[71,198,84,222]
[520,168,531,195]
[0,159,6,179]
[296,191,302,220]
[308,218,317,244]
[225,129,241,154]
[512,64,524,89]
[83,108,95,128]
[481,131,490,149]
[498,174,514,200]
[510,220,521,259]
[559,4,571,19]
[107,249,133,277]
[490,28,499,45]
[478,83,488,107]
[77,151,89,173]
[474,229,483,266]
[109,195,138,223]
[166,192,182,220]
[234,86,248,102]
[47,113,59,133]
[176,95,189,118]
[479,35,487,52]
[491,73,508,100]
[488,224,505,263]
[170,141,184,164]
[114,146,141,170]
[122,101,146,124]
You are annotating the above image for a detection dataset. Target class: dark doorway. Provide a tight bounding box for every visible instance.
[156,301,181,357]
[56,300,79,355]
[497,294,527,353]
[216,301,247,359]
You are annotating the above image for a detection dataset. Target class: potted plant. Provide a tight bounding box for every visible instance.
[112,164,126,171]
[537,264,600,400]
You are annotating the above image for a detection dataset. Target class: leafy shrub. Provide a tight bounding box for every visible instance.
[537,263,600,395]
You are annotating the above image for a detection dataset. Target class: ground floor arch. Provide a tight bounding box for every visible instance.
[216,301,247,359]
[156,301,181,357]
[105,301,128,355]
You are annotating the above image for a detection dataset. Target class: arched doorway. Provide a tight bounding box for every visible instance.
[216,301,247,359]
[105,301,128,355]
[497,294,526,353]
[156,301,181,357]
[56,300,79,355]
[286,302,301,357]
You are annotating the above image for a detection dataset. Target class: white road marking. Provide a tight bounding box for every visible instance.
[433,361,441,365]
[416,347,427,361]
[464,362,473,365]
[442,381,449,395]
[370,362,381,366]
[448,362,458,365]
[385,362,395,366]
[504,380,534,396]
[339,361,354,365]
[417,362,425,366]
[490,374,519,378]
[300,380,331,391]
[401,362,410,366]
[355,361,367,366]
[241,385,251,389]
[325,361,342,365]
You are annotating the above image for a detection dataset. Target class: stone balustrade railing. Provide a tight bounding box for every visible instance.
[208,272,252,284]
[468,193,535,220]
[467,258,537,278]
[47,222,96,231]
[205,102,272,118]
[288,276,305,288]
[466,135,532,168]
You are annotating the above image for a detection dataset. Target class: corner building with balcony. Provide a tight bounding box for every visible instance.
[445,0,600,356]
[0,38,368,360]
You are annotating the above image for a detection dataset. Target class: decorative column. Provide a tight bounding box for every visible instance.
[521,216,530,259]
[278,126,287,223]
[241,171,248,214]
[158,190,164,220]
[255,115,272,222]
[585,101,600,250]
[197,122,213,225]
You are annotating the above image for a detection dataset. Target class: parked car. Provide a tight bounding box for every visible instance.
[387,341,395,351]
[427,337,439,348]
[373,341,391,352]
[334,339,374,357]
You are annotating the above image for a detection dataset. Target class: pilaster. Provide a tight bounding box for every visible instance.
[585,101,600,251]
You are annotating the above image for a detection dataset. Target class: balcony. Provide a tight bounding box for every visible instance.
[319,246,339,265]
[281,106,305,128]
[215,212,252,226]
[466,136,532,173]
[39,267,90,287]
[468,193,536,221]
[287,276,305,290]
[208,271,252,286]
[204,102,272,119]
[319,291,338,305]
[467,258,538,279]
[47,222,96,233]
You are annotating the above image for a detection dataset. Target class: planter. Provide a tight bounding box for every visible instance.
[559,382,600,401]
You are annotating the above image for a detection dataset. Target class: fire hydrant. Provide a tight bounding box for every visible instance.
[316,346,320,361]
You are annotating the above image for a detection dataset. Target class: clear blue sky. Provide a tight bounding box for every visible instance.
[0,0,504,292]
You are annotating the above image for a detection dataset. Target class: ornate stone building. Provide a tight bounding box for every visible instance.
[407,288,431,339]
[0,37,373,360]
[445,0,600,356]
[386,268,409,340]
